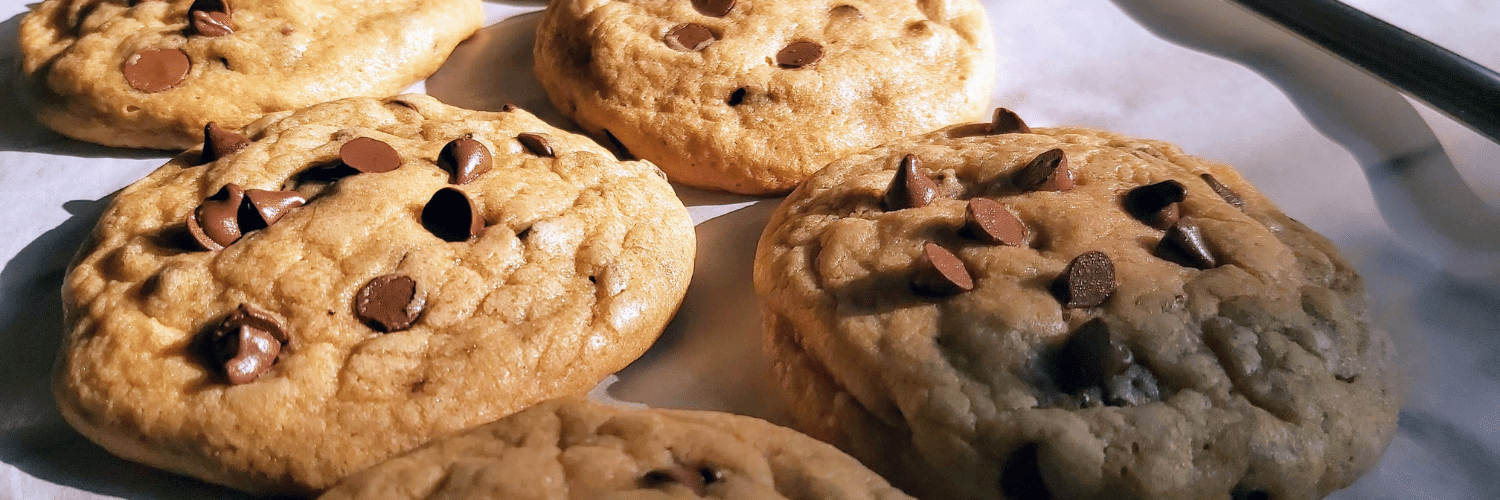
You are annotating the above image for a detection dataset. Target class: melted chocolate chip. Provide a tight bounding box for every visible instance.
[206,304,286,385]
[501,103,518,112]
[1015,149,1074,192]
[1057,251,1114,308]
[1200,173,1245,209]
[201,122,249,163]
[243,189,305,227]
[990,108,1031,135]
[189,0,231,14]
[692,0,735,17]
[187,183,245,250]
[665,23,715,52]
[1155,217,1217,269]
[642,465,720,496]
[422,187,485,242]
[339,137,402,173]
[1123,180,1186,229]
[123,48,190,93]
[438,137,492,185]
[355,274,422,332]
[883,154,939,211]
[190,10,233,37]
[912,242,973,296]
[776,41,823,69]
[1057,319,1133,393]
[964,198,1026,246]
[518,133,555,158]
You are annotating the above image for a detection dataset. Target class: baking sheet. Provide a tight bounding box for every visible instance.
[1,1,1497,498]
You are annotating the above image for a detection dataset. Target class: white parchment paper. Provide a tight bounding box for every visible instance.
[1,1,1496,499]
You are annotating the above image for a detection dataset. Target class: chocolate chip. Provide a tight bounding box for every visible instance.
[1200,173,1245,209]
[912,242,973,296]
[123,48,190,93]
[776,41,823,69]
[1057,251,1114,308]
[642,465,719,496]
[727,87,747,106]
[1154,217,1217,269]
[355,274,422,332]
[339,137,402,173]
[422,187,484,242]
[1123,180,1186,229]
[1057,318,1133,393]
[883,154,939,211]
[990,108,1031,134]
[189,0,231,14]
[438,137,492,185]
[206,304,286,385]
[518,133,555,158]
[190,10,233,37]
[665,23,715,52]
[1015,149,1074,192]
[692,0,734,17]
[500,103,518,112]
[964,198,1026,246]
[187,183,245,250]
[243,189,305,227]
[201,122,248,163]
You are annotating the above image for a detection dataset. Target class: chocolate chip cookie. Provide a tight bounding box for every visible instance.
[753,110,1400,500]
[19,0,482,149]
[318,397,917,500]
[55,95,696,494]
[533,0,995,195]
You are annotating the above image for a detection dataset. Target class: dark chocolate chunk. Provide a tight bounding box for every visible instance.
[776,41,823,69]
[642,465,719,496]
[187,183,245,250]
[243,189,306,227]
[355,274,422,332]
[1123,180,1186,229]
[912,242,973,296]
[518,133,555,158]
[123,48,190,93]
[1154,217,1217,269]
[438,137,492,185]
[964,198,1026,246]
[201,122,249,163]
[1015,148,1074,192]
[692,0,735,17]
[1057,318,1133,393]
[665,23,715,52]
[883,154,939,211]
[339,137,402,173]
[990,108,1031,135]
[206,304,286,385]
[190,10,233,37]
[1200,173,1245,209]
[1057,251,1114,308]
[422,187,485,242]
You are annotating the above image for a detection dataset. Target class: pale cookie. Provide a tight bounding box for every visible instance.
[533,0,995,195]
[319,397,917,500]
[19,0,483,149]
[56,94,695,495]
[754,111,1399,500]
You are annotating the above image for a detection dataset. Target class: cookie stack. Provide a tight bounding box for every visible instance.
[30,0,1398,499]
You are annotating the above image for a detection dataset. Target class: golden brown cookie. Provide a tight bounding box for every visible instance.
[19,0,482,149]
[319,397,917,500]
[754,111,1400,500]
[534,0,995,195]
[55,95,695,494]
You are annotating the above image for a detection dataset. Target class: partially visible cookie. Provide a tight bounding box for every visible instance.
[754,112,1399,500]
[55,94,695,494]
[533,0,995,195]
[19,0,482,149]
[318,397,917,500]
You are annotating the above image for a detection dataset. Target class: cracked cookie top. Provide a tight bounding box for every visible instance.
[19,0,482,149]
[319,397,917,500]
[56,95,695,494]
[533,0,995,195]
[753,112,1399,500]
